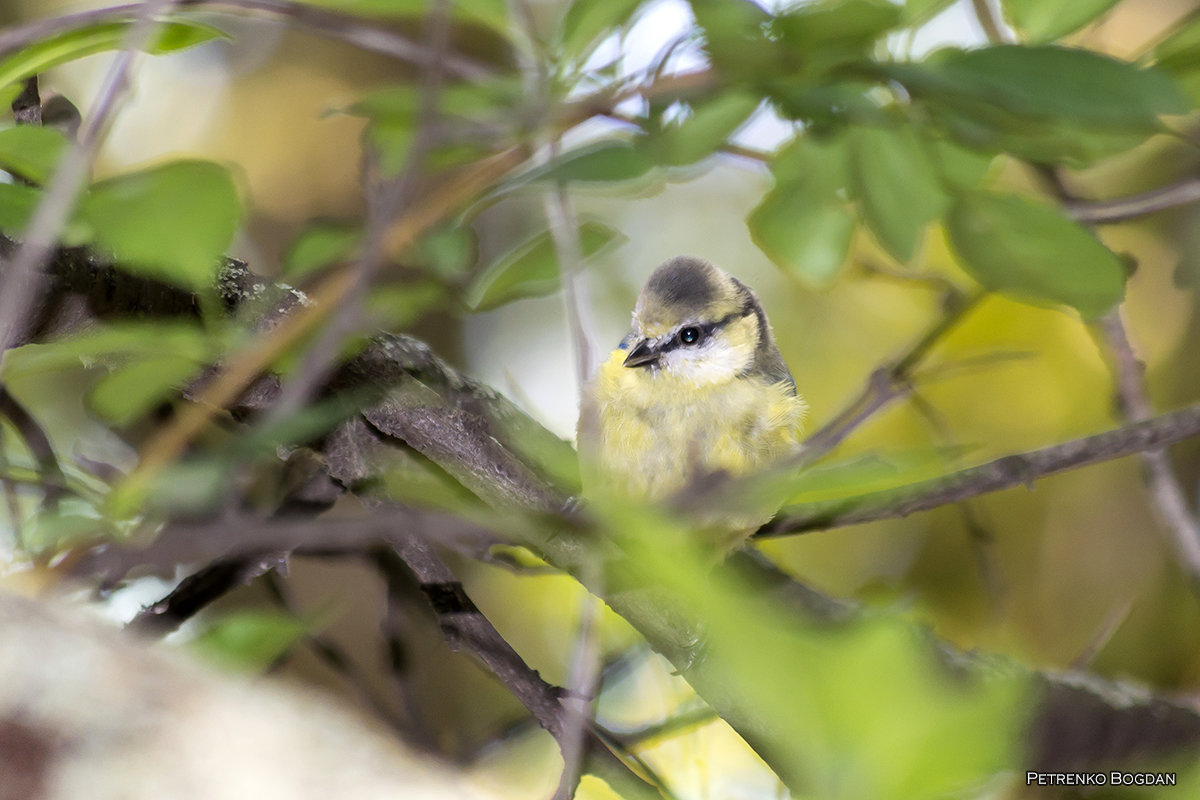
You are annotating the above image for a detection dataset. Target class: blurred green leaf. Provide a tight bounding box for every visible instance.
[1000,0,1120,43]
[0,21,227,91]
[749,133,853,285]
[192,609,312,672]
[784,448,969,505]
[893,46,1189,130]
[750,191,855,288]
[376,445,484,510]
[0,125,68,184]
[929,101,1148,167]
[350,78,524,123]
[3,321,214,378]
[928,138,994,192]
[138,459,229,516]
[602,504,1029,800]
[284,222,362,280]
[558,0,645,62]
[295,0,507,31]
[687,0,773,75]
[21,502,109,555]
[1152,13,1200,103]
[537,140,657,184]
[82,160,242,291]
[0,182,40,235]
[366,120,414,177]
[418,224,476,280]
[848,125,949,262]
[367,282,445,328]
[947,192,1126,318]
[653,92,760,166]
[350,80,524,177]
[467,220,624,310]
[88,355,201,426]
[772,0,902,60]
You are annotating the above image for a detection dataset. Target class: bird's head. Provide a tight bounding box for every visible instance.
[623,256,771,386]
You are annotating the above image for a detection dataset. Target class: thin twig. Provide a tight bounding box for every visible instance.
[262,0,453,424]
[1099,312,1200,593]
[0,387,65,510]
[759,399,1200,536]
[0,0,175,355]
[260,569,424,743]
[544,166,595,388]
[387,531,666,797]
[969,0,1010,44]
[552,563,604,800]
[1065,177,1200,225]
[605,706,718,747]
[796,290,985,466]
[0,1,494,81]
[1069,596,1134,670]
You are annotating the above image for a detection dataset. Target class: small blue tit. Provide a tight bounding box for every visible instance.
[578,256,806,543]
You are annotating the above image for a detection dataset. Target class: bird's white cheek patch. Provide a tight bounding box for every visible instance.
[661,341,753,386]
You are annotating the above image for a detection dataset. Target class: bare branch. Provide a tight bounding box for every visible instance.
[0,1,494,82]
[1065,176,1200,224]
[1098,312,1200,592]
[969,0,1011,44]
[797,290,985,465]
[761,400,1200,536]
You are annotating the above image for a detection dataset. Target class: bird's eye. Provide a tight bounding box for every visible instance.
[678,326,701,345]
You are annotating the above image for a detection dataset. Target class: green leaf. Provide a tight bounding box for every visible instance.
[537,140,657,184]
[601,504,1030,800]
[367,282,445,328]
[467,221,625,310]
[3,321,214,379]
[1152,13,1200,103]
[192,609,312,672]
[0,182,41,235]
[653,92,760,166]
[1000,0,1121,43]
[0,21,227,91]
[929,101,1149,167]
[749,133,854,286]
[284,222,362,280]
[687,0,773,75]
[82,160,242,290]
[893,46,1189,130]
[417,224,476,280]
[558,0,645,62]
[784,448,968,505]
[0,125,69,184]
[750,193,855,287]
[848,125,949,262]
[946,192,1126,318]
[929,138,994,192]
[293,0,507,31]
[772,0,903,51]
[88,355,202,426]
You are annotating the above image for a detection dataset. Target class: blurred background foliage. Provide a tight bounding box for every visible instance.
[5,0,1200,797]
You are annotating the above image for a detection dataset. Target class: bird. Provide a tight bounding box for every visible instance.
[578,255,806,549]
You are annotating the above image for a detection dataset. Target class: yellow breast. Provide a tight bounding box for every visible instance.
[581,347,806,504]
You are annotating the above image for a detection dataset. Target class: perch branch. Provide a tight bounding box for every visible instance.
[761,400,1200,535]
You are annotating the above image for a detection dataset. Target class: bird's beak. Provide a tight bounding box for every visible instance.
[623,338,658,368]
